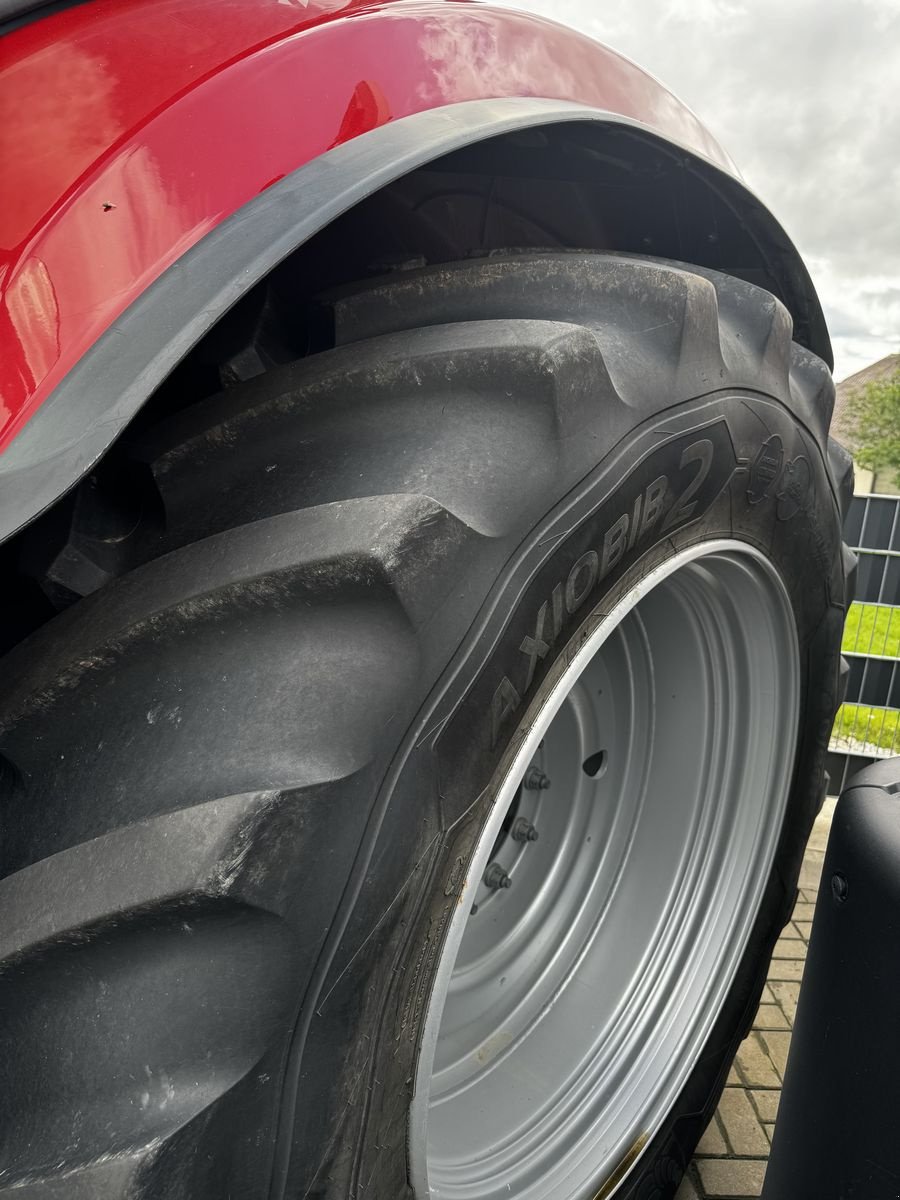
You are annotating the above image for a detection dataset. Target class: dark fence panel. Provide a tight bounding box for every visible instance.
[829,493,900,792]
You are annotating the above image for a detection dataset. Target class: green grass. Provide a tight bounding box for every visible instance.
[842,602,900,657]
[832,704,900,753]
[832,604,900,751]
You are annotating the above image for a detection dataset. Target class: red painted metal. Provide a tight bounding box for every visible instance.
[0,0,731,453]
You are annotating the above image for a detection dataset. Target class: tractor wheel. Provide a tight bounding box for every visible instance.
[0,253,851,1199]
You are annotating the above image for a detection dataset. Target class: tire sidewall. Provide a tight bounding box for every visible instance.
[290,390,843,1198]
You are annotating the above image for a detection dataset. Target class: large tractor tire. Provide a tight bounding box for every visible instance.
[0,253,852,1199]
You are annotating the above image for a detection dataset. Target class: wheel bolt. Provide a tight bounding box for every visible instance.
[511,818,539,843]
[523,767,551,790]
[484,863,512,890]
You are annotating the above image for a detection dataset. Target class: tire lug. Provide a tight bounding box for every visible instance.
[510,818,539,843]
[523,767,551,790]
[484,863,512,890]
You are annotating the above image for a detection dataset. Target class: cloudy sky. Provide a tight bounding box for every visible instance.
[496,0,900,381]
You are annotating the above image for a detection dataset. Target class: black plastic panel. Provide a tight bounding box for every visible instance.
[764,758,900,1199]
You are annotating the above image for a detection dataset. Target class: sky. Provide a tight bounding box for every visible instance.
[494,0,900,382]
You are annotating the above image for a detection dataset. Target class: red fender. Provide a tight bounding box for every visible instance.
[0,0,734,453]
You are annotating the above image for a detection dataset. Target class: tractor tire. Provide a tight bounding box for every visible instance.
[0,252,852,1200]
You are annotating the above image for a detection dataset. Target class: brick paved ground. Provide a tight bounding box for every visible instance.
[675,797,835,1200]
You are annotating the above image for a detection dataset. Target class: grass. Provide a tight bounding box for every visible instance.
[832,704,900,753]
[842,602,900,657]
[831,604,900,752]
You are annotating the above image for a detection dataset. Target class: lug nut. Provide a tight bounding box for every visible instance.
[523,767,551,790]
[511,818,539,843]
[484,863,512,890]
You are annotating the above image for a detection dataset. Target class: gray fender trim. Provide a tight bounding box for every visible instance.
[0,96,830,545]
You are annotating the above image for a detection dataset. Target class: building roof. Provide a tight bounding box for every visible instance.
[833,354,900,450]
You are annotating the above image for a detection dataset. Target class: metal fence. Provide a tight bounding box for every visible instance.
[827,492,900,794]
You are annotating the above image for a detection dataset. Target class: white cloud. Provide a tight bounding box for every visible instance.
[831,336,899,382]
[493,0,900,379]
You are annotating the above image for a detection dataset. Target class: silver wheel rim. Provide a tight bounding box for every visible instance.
[409,542,799,1200]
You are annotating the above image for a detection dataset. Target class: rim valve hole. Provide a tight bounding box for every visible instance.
[582,750,608,778]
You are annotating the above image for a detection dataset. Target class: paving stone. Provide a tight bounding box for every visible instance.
[753,1002,790,1030]
[799,853,825,892]
[688,800,832,1192]
[751,1089,780,1122]
[766,958,805,982]
[717,1087,770,1155]
[759,1030,792,1079]
[697,1158,767,1197]
[735,1033,780,1088]
[772,936,807,960]
[675,1172,702,1200]
[792,901,816,923]
[807,798,837,851]
[696,1115,727,1156]
[769,980,800,1023]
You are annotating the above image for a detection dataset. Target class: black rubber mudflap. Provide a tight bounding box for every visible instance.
[0,252,851,1198]
[764,759,900,1200]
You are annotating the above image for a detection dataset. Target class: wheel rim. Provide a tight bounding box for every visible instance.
[409,542,799,1200]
